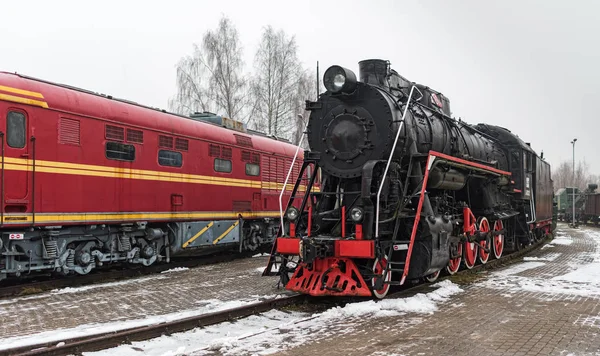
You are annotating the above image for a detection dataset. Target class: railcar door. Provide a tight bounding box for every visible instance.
[3,108,30,214]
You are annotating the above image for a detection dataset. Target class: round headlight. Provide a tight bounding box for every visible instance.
[286,207,299,221]
[323,65,357,94]
[333,73,346,90]
[350,207,364,222]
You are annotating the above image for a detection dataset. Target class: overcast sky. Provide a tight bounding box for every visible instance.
[2,0,598,174]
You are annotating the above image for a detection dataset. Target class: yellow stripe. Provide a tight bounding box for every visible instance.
[213,220,240,245]
[1,157,261,188]
[0,93,48,108]
[182,221,214,248]
[0,156,318,191]
[2,211,280,224]
[0,85,44,99]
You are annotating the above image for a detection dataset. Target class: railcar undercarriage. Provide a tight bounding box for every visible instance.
[0,218,277,282]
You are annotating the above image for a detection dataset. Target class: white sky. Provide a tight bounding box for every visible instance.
[1,0,598,173]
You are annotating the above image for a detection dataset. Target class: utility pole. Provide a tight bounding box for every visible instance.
[571,138,577,227]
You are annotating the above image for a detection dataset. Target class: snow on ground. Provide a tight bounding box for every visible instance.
[491,261,547,276]
[477,227,600,299]
[523,252,561,262]
[161,267,190,274]
[0,275,168,307]
[0,295,285,352]
[252,252,270,258]
[84,280,463,356]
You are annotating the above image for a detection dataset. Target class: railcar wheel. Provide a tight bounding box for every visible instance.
[493,220,504,259]
[477,217,491,264]
[446,243,462,275]
[463,240,477,269]
[424,269,441,283]
[371,255,392,299]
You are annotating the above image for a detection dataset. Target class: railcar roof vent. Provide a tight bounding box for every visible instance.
[189,111,247,133]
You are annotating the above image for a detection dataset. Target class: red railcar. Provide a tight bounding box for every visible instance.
[0,72,314,281]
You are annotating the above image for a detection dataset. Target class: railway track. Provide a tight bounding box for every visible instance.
[0,250,264,299]
[0,234,551,356]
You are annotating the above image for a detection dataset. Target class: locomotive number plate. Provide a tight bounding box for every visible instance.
[8,233,24,240]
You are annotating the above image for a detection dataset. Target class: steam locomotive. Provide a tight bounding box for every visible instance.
[264,59,555,298]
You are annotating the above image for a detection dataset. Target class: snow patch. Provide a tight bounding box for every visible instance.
[523,253,561,262]
[0,295,281,352]
[252,252,269,258]
[49,275,166,295]
[553,263,600,284]
[477,226,600,298]
[551,236,573,245]
[160,267,189,274]
[84,281,463,356]
[321,279,463,319]
[491,261,546,276]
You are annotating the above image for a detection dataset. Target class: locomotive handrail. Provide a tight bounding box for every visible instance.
[279,132,306,234]
[375,85,423,238]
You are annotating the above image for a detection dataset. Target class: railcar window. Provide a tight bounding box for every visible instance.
[214,158,232,173]
[106,141,135,161]
[158,149,183,167]
[245,163,260,176]
[7,111,26,148]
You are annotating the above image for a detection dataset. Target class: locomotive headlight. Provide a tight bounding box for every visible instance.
[323,65,357,94]
[350,207,364,222]
[286,207,299,221]
[333,74,346,90]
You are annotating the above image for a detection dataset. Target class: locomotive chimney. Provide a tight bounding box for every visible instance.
[358,59,389,86]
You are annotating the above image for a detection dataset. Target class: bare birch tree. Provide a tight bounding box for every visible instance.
[553,158,598,192]
[249,26,302,139]
[168,44,214,115]
[169,16,248,121]
[292,69,318,147]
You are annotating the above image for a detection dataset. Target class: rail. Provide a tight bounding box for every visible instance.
[375,85,423,238]
[1,295,306,356]
[1,232,552,356]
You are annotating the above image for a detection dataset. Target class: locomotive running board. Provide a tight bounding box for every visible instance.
[399,150,512,285]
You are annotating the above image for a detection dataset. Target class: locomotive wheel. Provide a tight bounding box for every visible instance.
[371,255,392,299]
[424,269,441,283]
[463,240,478,269]
[493,220,504,259]
[446,242,462,275]
[477,217,491,264]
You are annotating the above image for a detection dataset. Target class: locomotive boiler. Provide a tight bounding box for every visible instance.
[264,59,554,298]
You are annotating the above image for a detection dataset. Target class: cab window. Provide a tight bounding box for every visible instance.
[214,158,232,173]
[158,150,183,167]
[106,141,135,161]
[7,111,26,148]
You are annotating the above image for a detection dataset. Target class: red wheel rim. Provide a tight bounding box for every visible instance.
[463,240,477,269]
[478,217,491,264]
[372,256,391,299]
[446,243,462,274]
[493,220,504,259]
[424,269,441,283]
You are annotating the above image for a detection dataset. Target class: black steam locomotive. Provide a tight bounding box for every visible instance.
[265,59,555,299]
